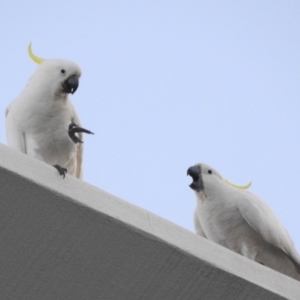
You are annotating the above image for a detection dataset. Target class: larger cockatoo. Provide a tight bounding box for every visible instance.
[187,163,300,281]
[6,44,93,179]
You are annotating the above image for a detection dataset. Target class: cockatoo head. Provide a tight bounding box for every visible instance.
[28,44,81,96]
[187,163,251,194]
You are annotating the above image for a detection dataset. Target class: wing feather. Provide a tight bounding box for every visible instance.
[6,102,27,153]
[69,100,83,179]
[237,191,300,271]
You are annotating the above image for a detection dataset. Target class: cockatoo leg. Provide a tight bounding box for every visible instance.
[68,122,94,144]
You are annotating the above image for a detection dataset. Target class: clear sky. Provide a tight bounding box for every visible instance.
[1,1,300,251]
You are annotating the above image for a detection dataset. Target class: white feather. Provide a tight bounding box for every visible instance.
[193,209,207,238]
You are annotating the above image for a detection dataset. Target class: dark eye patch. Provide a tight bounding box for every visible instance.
[61,69,66,74]
[208,170,212,174]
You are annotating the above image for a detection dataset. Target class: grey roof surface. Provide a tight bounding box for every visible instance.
[0,143,299,300]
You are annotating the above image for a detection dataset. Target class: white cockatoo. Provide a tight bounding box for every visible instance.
[187,163,300,281]
[6,44,93,178]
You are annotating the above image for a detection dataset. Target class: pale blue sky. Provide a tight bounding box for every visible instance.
[1,1,300,251]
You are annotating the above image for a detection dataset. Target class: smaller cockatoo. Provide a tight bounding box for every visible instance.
[187,163,300,281]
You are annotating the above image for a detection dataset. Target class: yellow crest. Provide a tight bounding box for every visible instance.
[28,43,45,64]
[225,179,252,190]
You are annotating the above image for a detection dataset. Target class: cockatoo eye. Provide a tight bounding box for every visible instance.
[208,170,212,174]
[61,69,66,74]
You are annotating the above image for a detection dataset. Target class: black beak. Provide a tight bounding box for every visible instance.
[187,166,200,181]
[62,75,79,94]
[187,165,203,191]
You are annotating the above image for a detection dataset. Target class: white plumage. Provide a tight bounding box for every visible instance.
[188,163,300,281]
[6,49,89,179]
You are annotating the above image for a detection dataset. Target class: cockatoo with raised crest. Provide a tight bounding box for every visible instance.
[6,44,93,178]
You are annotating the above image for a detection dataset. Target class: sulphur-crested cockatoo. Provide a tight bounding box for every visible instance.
[6,44,93,178]
[187,163,300,281]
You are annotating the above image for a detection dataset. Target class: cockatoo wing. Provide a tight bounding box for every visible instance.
[69,101,83,179]
[193,209,207,238]
[5,101,27,153]
[237,191,300,272]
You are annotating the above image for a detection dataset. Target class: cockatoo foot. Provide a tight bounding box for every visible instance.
[53,164,67,178]
[68,122,94,144]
